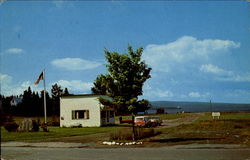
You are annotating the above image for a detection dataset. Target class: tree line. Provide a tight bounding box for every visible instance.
[0,84,69,117]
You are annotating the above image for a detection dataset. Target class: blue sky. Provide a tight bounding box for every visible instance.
[1,1,249,103]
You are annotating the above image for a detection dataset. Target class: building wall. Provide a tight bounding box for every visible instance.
[60,95,102,127]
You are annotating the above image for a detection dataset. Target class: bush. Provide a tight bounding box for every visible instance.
[110,127,156,141]
[4,122,19,132]
[0,112,14,126]
[110,128,133,141]
[32,120,39,132]
[156,108,165,114]
[134,127,155,139]
[41,123,49,132]
[46,121,60,126]
[51,121,60,126]
[48,116,60,126]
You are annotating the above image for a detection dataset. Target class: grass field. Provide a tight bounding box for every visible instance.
[154,112,250,146]
[2,113,190,142]
[197,112,250,121]
[2,112,250,146]
[1,126,126,142]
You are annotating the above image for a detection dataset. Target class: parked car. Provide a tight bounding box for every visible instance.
[149,116,162,126]
[134,116,151,127]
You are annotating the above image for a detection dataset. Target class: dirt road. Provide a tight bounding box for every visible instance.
[158,113,204,129]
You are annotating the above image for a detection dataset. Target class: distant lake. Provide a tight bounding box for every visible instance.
[148,101,250,113]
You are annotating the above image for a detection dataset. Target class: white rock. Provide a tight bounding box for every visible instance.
[102,141,108,145]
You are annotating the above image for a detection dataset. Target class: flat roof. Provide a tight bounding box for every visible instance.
[60,94,104,98]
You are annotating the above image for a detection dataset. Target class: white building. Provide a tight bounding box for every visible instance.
[60,94,115,127]
[10,97,23,106]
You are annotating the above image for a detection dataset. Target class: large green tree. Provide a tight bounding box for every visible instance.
[92,46,151,115]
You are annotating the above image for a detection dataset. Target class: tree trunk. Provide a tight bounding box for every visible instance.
[132,114,135,141]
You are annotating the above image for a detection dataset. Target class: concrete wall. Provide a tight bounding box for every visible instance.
[60,95,102,127]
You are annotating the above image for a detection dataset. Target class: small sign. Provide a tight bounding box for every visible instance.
[212,112,220,119]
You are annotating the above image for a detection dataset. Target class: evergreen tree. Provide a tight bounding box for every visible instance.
[51,83,63,116]
[40,90,52,116]
[63,88,70,96]
[21,87,33,116]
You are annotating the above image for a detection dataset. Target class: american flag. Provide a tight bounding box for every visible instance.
[34,72,44,85]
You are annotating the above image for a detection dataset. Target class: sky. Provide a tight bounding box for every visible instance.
[0,1,250,103]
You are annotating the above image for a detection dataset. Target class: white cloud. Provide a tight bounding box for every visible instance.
[188,92,210,98]
[0,73,12,84]
[200,64,233,76]
[0,73,43,96]
[4,48,25,54]
[200,64,250,82]
[51,80,93,93]
[51,58,102,71]
[144,88,174,98]
[143,36,240,72]
[216,73,250,82]
[143,83,152,90]
[188,92,201,98]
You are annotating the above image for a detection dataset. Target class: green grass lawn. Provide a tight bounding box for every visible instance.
[197,112,250,122]
[3,112,249,143]
[156,112,250,146]
[1,126,126,142]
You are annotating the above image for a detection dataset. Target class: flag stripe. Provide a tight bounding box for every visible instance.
[34,72,44,85]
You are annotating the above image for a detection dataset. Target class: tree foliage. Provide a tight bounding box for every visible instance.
[51,83,63,116]
[92,46,151,114]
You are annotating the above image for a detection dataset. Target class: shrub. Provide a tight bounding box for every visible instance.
[4,122,19,132]
[110,128,133,141]
[110,127,156,141]
[0,112,14,126]
[156,108,165,114]
[134,127,155,139]
[48,116,60,126]
[32,120,39,132]
[41,123,49,132]
[46,121,60,126]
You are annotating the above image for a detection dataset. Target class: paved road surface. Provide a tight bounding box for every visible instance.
[2,147,250,160]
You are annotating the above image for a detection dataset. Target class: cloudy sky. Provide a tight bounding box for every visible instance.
[1,1,249,103]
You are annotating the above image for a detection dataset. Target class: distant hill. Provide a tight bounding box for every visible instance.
[149,101,250,113]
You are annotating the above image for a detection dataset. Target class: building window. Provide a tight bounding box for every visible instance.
[72,110,89,120]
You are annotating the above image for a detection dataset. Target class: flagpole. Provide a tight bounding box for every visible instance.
[43,69,47,124]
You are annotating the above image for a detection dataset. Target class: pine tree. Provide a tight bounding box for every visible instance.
[63,88,70,96]
[51,83,63,116]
